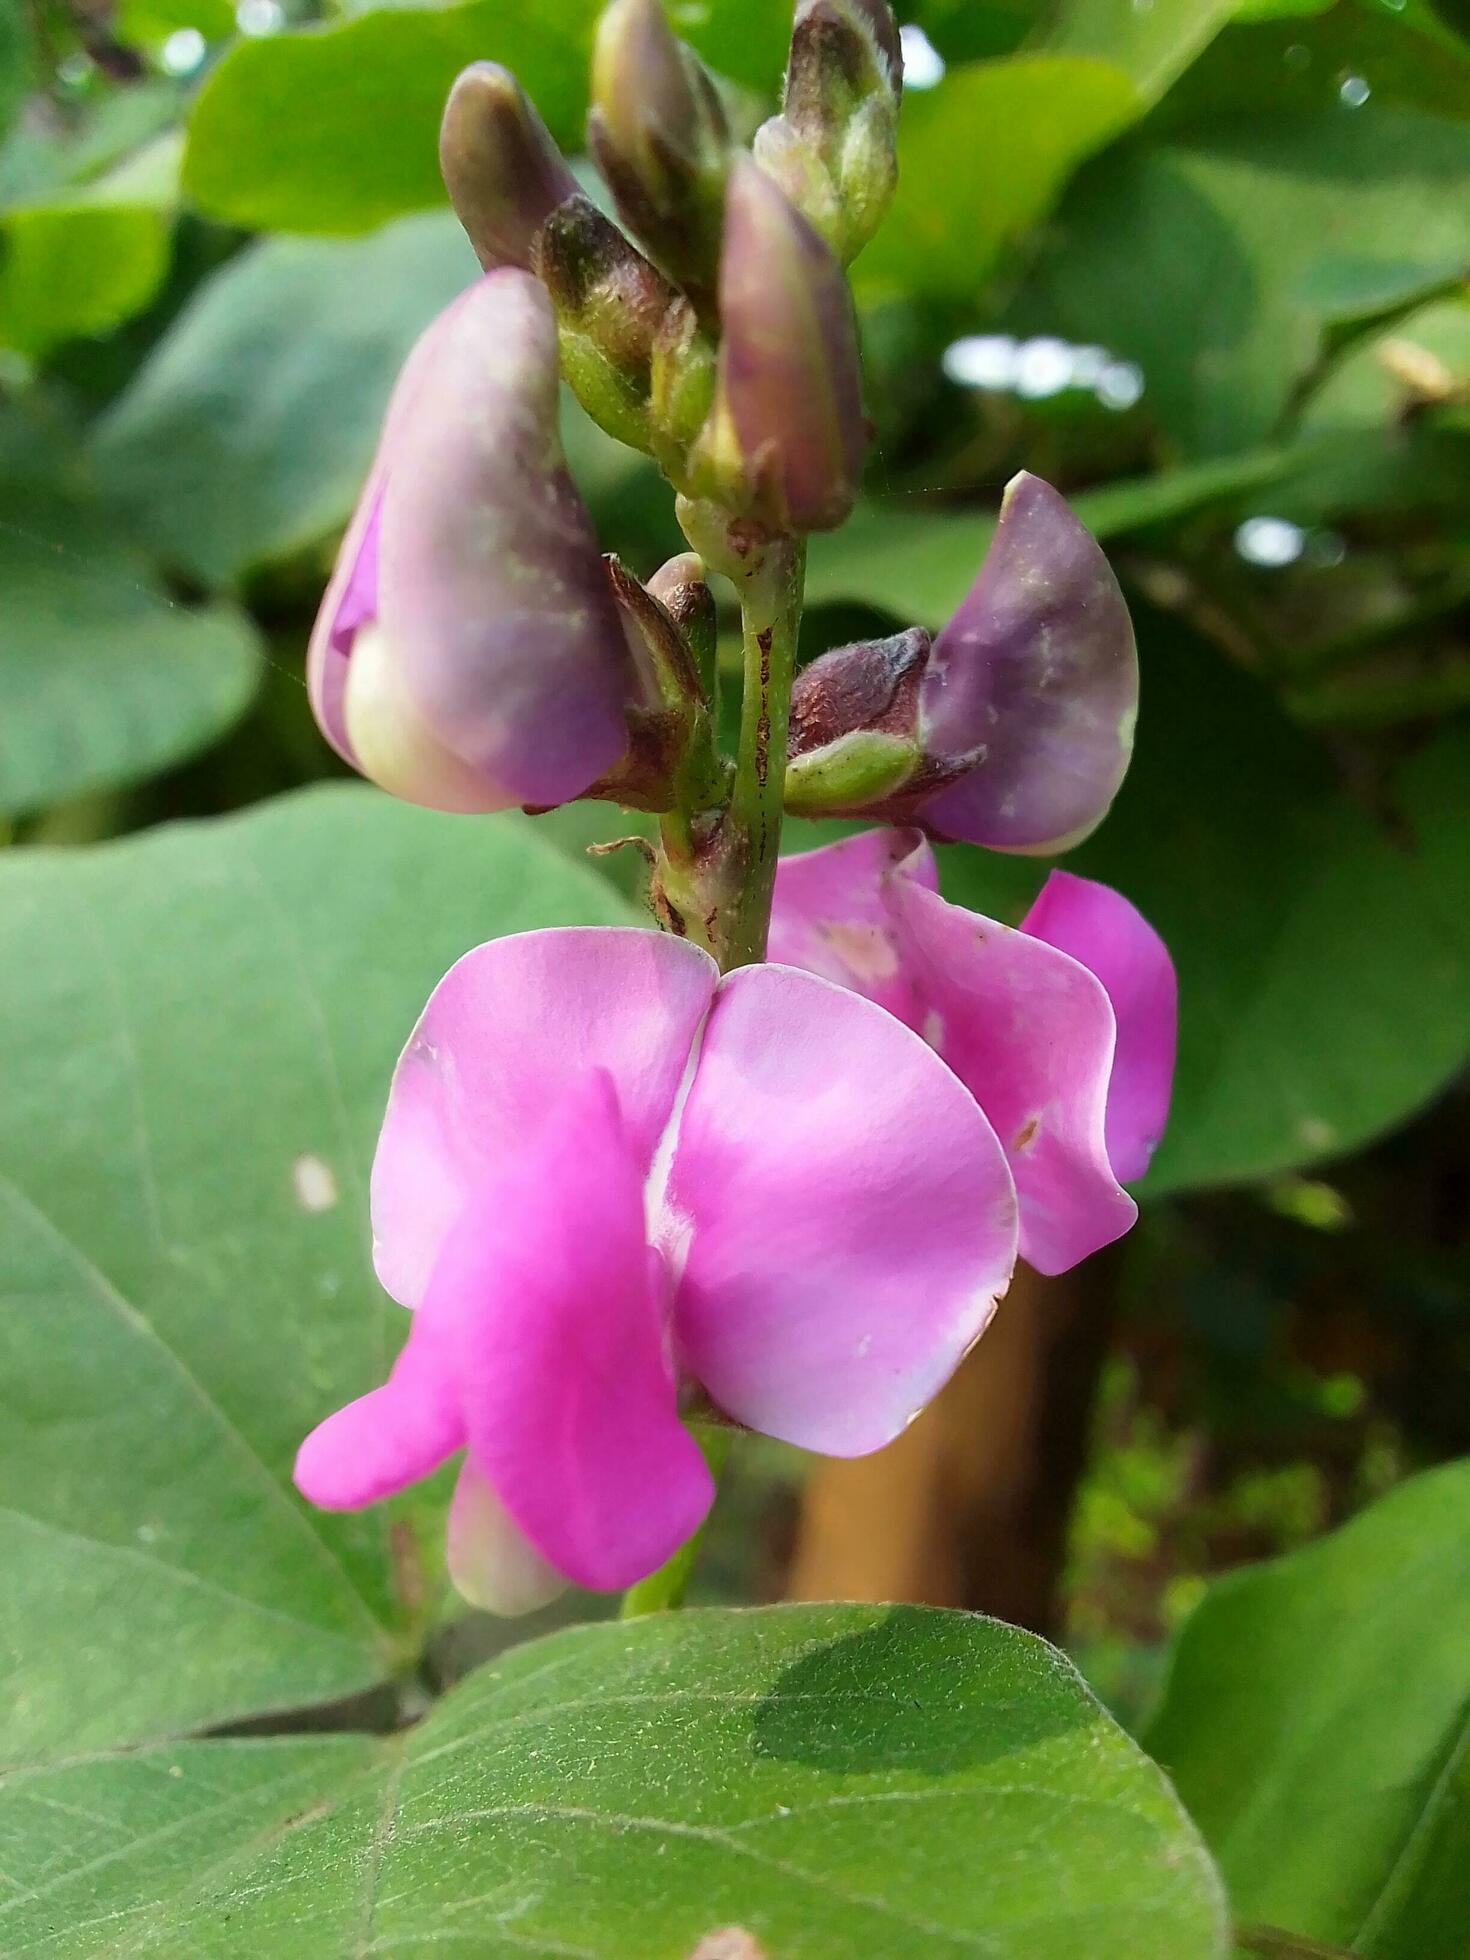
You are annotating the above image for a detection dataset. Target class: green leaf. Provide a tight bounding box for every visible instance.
[0,470,262,817]
[1044,0,1238,105]
[0,1605,1230,1955]
[181,0,791,235]
[0,786,636,1761]
[0,133,179,357]
[1146,1462,1470,1957]
[807,448,1303,623]
[1025,108,1470,455]
[939,614,1470,1193]
[856,55,1138,301]
[92,211,477,589]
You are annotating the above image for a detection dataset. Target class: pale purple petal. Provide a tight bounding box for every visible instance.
[293,1316,463,1510]
[372,927,717,1308]
[439,1074,713,1591]
[888,876,1137,1277]
[1021,871,1176,1182]
[919,472,1138,853]
[378,269,630,808]
[666,964,1017,1456]
[766,827,937,1030]
[446,1457,567,1616]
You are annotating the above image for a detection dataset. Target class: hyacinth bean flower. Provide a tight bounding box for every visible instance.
[768,829,1177,1276]
[786,473,1138,849]
[307,268,632,815]
[295,927,1020,1610]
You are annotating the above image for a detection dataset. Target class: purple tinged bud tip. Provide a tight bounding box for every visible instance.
[714,158,867,534]
[440,63,579,272]
[588,0,730,305]
[918,472,1138,853]
[307,270,632,814]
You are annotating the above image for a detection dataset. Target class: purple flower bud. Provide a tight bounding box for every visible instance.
[439,63,579,271]
[709,158,867,534]
[780,477,1137,846]
[588,0,731,309]
[308,270,632,814]
[754,0,901,262]
[919,473,1138,853]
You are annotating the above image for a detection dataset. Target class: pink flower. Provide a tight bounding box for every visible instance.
[296,927,1019,1610]
[307,269,632,814]
[769,828,1177,1276]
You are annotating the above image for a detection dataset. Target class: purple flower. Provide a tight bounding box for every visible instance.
[307,269,632,814]
[769,828,1177,1275]
[787,473,1139,849]
[295,926,1019,1609]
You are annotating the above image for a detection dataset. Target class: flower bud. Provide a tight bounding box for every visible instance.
[754,0,901,263]
[647,550,716,691]
[534,194,678,452]
[784,627,925,815]
[439,63,578,271]
[585,558,716,811]
[308,271,632,814]
[779,476,1139,850]
[588,0,731,311]
[699,158,867,534]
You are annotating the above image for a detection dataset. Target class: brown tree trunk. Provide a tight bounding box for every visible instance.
[785,1257,1117,1634]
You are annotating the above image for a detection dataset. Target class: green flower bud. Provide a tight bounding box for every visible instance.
[754,0,901,264]
[783,625,925,814]
[533,194,679,453]
[588,0,732,314]
[439,63,579,271]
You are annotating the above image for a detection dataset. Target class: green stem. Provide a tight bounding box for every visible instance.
[722,537,806,969]
[620,1425,734,1617]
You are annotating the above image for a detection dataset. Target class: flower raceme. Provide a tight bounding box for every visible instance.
[295,927,1021,1611]
[306,268,634,815]
[768,828,1177,1276]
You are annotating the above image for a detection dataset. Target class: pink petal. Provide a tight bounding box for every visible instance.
[434,1073,713,1591]
[1021,871,1177,1183]
[293,1316,463,1510]
[446,1457,566,1617]
[766,827,937,1030]
[378,270,631,809]
[371,927,718,1308]
[888,876,1137,1276]
[666,964,1018,1456]
[918,472,1138,853]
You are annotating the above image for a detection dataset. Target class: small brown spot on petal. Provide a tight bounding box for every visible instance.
[1012,1116,1040,1151]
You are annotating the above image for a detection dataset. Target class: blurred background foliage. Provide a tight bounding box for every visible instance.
[2,0,1467,1722]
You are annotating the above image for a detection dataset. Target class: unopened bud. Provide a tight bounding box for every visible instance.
[784,627,924,815]
[754,0,901,263]
[647,550,716,687]
[698,159,867,534]
[308,272,633,814]
[649,298,717,469]
[534,194,677,452]
[588,0,731,311]
[440,63,579,271]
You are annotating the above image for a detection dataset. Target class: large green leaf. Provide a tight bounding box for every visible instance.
[0,133,179,357]
[0,473,262,818]
[182,0,792,235]
[1025,108,1470,455]
[1146,1462,1470,1957]
[855,55,1138,301]
[1045,0,1238,104]
[806,448,1303,623]
[0,786,636,1763]
[939,615,1470,1194]
[0,1605,1230,1955]
[92,212,478,589]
